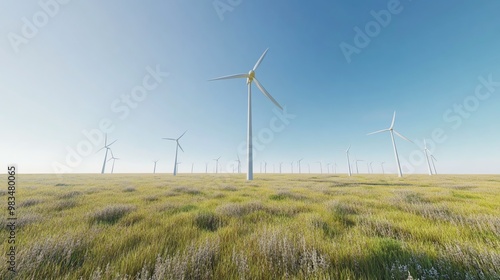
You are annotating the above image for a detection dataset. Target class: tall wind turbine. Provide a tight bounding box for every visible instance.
[97,134,117,174]
[153,160,159,174]
[163,131,187,176]
[209,48,283,181]
[370,162,374,174]
[298,158,303,174]
[107,150,119,174]
[346,146,352,177]
[279,162,283,174]
[213,157,221,174]
[290,162,294,174]
[381,162,385,174]
[367,112,413,177]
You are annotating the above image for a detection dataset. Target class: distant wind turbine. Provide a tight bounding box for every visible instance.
[423,139,436,176]
[163,130,187,176]
[279,162,283,174]
[381,162,385,174]
[355,159,364,174]
[107,150,119,174]
[290,162,294,174]
[213,156,221,174]
[317,161,323,174]
[346,146,352,177]
[298,158,303,174]
[209,48,283,181]
[367,112,413,177]
[97,134,117,174]
[370,162,374,174]
[236,155,241,173]
[153,160,159,174]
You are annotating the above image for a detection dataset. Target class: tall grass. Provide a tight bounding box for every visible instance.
[1,174,499,279]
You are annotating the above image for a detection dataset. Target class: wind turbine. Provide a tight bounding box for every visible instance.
[381,162,385,174]
[346,146,352,177]
[423,139,434,176]
[236,155,241,173]
[264,162,267,173]
[326,163,331,174]
[297,158,304,174]
[163,130,187,176]
[308,163,311,174]
[213,157,221,174]
[153,160,159,174]
[369,162,374,174]
[279,162,283,174]
[107,150,119,174]
[209,48,283,181]
[290,162,294,174]
[205,162,209,173]
[191,163,194,174]
[97,134,117,174]
[355,159,364,174]
[317,161,323,174]
[367,111,413,177]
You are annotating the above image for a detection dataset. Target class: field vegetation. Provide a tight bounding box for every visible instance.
[1,174,499,279]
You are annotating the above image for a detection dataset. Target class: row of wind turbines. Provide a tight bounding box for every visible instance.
[98,48,438,179]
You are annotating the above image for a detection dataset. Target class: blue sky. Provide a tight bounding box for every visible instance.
[1,0,500,174]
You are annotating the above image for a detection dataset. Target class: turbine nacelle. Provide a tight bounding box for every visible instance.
[247,70,255,84]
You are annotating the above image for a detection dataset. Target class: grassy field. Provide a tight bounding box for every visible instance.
[1,174,499,279]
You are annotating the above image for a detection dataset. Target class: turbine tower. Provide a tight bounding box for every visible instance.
[381,162,385,174]
[367,112,413,177]
[163,131,187,176]
[210,48,283,180]
[346,146,352,177]
[298,158,303,174]
[153,160,159,174]
[236,155,241,173]
[97,134,117,174]
[355,159,364,174]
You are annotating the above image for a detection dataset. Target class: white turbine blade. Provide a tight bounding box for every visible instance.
[367,129,389,135]
[393,130,413,143]
[163,138,176,141]
[253,48,269,71]
[178,143,185,152]
[346,145,351,153]
[209,73,249,81]
[431,155,437,161]
[390,111,396,130]
[253,78,283,110]
[178,130,188,140]
[96,146,106,153]
[107,158,113,162]
[424,139,428,149]
[108,140,117,147]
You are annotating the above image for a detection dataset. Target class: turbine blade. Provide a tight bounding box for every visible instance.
[253,78,283,110]
[346,145,351,153]
[108,140,117,147]
[178,143,184,152]
[390,111,396,130]
[96,146,106,153]
[209,73,249,81]
[393,130,413,143]
[253,48,269,71]
[367,129,389,135]
[431,155,437,161]
[163,138,176,141]
[178,130,188,140]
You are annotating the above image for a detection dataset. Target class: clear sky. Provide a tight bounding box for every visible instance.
[1,0,500,175]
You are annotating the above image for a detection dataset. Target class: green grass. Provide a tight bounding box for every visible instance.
[1,174,500,279]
